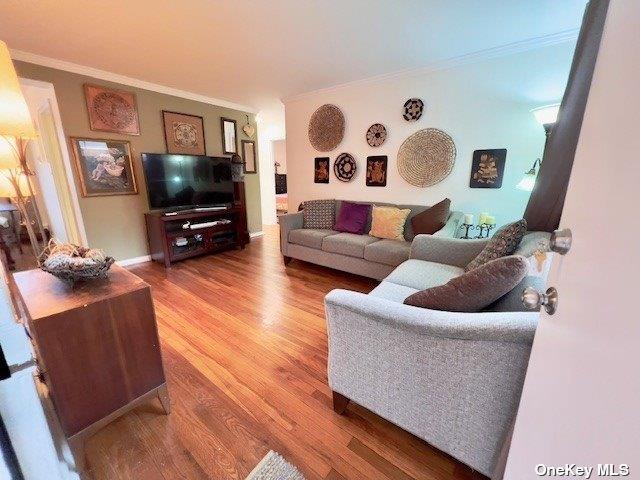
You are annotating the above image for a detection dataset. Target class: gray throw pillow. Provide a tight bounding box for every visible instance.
[465,219,527,271]
[303,199,336,229]
[404,255,529,312]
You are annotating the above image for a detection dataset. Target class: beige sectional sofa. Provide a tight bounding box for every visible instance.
[279,200,464,280]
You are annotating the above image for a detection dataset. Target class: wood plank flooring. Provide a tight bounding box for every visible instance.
[84,226,487,480]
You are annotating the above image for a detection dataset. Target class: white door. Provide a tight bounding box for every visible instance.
[505,1,640,478]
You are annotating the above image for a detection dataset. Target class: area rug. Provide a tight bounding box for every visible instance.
[246,450,305,480]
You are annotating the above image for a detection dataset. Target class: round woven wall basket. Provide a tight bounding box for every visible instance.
[308,104,345,152]
[397,128,456,187]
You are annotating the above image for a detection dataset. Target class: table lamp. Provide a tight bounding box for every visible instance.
[0,40,43,257]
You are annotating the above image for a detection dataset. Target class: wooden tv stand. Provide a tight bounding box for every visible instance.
[145,205,249,267]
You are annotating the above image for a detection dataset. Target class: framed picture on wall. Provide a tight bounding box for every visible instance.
[366,155,388,186]
[221,118,237,154]
[469,149,507,188]
[314,157,330,183]
[70,137,138,197]
[84,84,140,135]
[241,140,257,173]
[162,110,206,155]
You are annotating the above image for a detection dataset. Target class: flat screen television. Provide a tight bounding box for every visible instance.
[141,154,235,210]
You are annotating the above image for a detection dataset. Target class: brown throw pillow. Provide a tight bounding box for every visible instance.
[411,198,451,235]
[465,219,527,271]
[404,255,529,312]
[302,199,335,229]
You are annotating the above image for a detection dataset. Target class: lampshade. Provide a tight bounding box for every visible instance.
[0,136,21,169]
[516,173,537,192]
[0,170,30,197]
[531,104,560,126]
[0,41,36,139]
[517,158,542,192]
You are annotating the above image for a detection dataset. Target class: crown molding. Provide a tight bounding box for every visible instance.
[282,28,579,103]
[10,49,258,113]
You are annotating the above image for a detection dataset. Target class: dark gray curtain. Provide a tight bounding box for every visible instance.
[523,0,610,232]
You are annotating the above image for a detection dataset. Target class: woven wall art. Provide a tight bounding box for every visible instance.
[334,153,357,182]
[397,128,456,187]
[308,104,345,151]
[366,123,387,147]
[402,98,424,121]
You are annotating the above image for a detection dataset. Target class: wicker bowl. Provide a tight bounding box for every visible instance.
[39,239,115,287]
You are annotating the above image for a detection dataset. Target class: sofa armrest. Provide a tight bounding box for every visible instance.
[325,289,537,344]
[410,235,489,267]
[432,211,463,238]
[278,211,304,255]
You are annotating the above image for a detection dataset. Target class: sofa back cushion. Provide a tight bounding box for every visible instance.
[303,199,336,229]
[334,201,371,234]
[369,206,412,241]
[404,255,529,312]
[465,219,527,271]
[410,198,451,235]
[335,200,439,240]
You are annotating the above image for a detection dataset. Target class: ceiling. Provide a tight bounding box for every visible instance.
[0,0,585,116]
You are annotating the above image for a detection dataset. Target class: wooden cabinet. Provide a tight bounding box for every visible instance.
[145,206,249,267]
[13,265,169,471]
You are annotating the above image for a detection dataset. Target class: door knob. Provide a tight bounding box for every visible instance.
[522,286,559,315]
[550,228,572,255]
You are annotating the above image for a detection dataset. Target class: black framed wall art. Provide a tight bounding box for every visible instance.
[314,157,330,183]
[469,149,506,188]
[366,155,388,186]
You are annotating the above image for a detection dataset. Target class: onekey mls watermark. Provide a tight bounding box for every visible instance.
[535,464,630,478]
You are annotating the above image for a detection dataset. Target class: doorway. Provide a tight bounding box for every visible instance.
[273,139,288,216]
[0,79,87,271]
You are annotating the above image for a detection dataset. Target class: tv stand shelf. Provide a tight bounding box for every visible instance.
[145,206,249,267]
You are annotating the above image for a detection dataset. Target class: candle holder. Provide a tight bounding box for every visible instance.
[473,223,495,239]
[459,223,473,239]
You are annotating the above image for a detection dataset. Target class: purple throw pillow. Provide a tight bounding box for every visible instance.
[334,202,371,234]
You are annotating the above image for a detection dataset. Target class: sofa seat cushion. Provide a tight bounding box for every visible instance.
[288,229,337,249]
[322,233,380,258]
[385,259,464,290]
[364,239,411,267]
[369,281,418,303]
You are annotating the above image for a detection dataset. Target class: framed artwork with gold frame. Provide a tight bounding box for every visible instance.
[70,137,138,197]
[84,84,140,135]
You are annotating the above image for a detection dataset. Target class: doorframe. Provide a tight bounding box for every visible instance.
[18,78,88,246]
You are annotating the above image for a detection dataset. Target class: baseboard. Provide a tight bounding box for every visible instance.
[250,231,265,238]
[117,255,152,267]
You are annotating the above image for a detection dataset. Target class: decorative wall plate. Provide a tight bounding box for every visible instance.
[308,104,345,151]
[402,98,424,121]
[397,128,456,187]
[334,153,357,182]
[84,84,140,135]
[242,115,255,138]
[366,123,387,147]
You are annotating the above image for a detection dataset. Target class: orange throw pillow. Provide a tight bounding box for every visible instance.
[369,206,411,241]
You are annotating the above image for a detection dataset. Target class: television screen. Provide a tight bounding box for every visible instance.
[141,154,235,210]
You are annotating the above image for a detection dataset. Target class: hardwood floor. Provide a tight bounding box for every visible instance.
[84,226,487,480]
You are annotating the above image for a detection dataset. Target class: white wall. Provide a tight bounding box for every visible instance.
[284,42,575,227]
